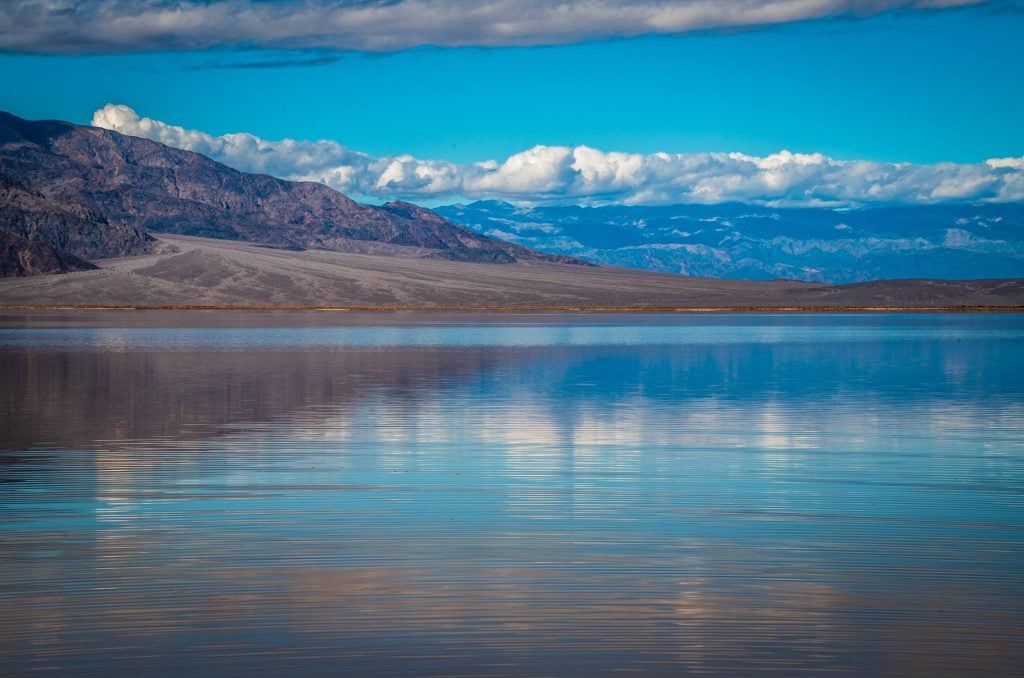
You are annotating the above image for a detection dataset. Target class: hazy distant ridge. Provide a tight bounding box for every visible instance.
[437,200,1024,284]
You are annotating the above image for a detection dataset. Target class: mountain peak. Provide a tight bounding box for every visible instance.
[467,199,516,212]
[0,110,76,147]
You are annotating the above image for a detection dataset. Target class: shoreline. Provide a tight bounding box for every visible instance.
[3,304,1023,313]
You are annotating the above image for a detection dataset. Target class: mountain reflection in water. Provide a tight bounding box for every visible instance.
[1,312,1023,676]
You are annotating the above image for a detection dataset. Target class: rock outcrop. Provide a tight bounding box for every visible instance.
[0,228,98,277]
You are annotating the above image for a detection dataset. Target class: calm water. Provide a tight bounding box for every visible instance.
[2,312,1023,676]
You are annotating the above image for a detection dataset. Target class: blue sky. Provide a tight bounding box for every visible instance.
[1,1,1023,205]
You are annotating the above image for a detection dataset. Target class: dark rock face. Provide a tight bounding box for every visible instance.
[0,111,584,268]
[0,171,155,261]
[0,228,98,277]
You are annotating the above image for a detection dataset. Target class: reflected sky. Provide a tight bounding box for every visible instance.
[1,313,1023,675]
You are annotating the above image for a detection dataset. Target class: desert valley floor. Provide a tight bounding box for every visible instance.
[1,234,1022,310]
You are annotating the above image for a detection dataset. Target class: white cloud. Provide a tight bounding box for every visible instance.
[988,157,1024,170]
[92,103,1024,206]
[0,0,990,54]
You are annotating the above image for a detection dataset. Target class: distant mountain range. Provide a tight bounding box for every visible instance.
[436,200,1024,284]
[2,110,1023,287]
[0,111,582,277]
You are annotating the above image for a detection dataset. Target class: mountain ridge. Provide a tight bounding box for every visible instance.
[0,110,585,276]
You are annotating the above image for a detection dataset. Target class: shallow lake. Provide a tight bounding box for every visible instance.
[2,312,1023,675]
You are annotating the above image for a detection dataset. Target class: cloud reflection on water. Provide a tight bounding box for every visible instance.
[2,314,1023,675]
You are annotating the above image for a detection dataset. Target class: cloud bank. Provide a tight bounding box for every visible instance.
[1,0,990,54]
[92,104,1024,206]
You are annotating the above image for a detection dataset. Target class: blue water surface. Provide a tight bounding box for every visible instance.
[1,312,1022,676]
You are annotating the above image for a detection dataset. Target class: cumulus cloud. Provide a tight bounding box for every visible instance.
[92,104,1024,206]
[0,0,991,54]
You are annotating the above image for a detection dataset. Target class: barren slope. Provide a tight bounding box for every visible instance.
[1,234,1020,309]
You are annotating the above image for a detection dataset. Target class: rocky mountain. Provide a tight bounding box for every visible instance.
[436,201,1024,284]
[0,228,97,277]
[0,171,154,262]
[0,111,583,277]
